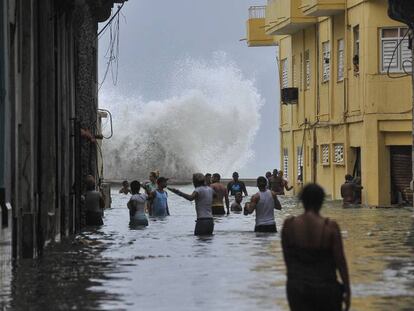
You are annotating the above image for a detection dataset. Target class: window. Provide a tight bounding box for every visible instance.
[297,147,303,181]
[321,144,330,165]
[322,41,330,82]
[283,148,289,179]
[281,58,289,88]
[304,50,311,89]
[292,55,297,87]
[334,144,345,164]
[353,26,360,74]
[381,27,411,73]
[337,39,344,81]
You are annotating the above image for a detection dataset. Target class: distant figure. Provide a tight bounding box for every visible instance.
[128,180,148,227]
[168,173,215,236]
[353,177,363,204]
[148,177,170,217]
[244,176,282,232]
[282,183,351,311]
[341,175,356,207]
[84,175,105,226]
[269,169,279,192]
[144,171,159,215]
[119,180,130,194]
[230,192,243,212]
[205,173,212,186]
[265,171,272,189]
[227,172,248,197]
[271,171,293,195]
[210,173,230,215]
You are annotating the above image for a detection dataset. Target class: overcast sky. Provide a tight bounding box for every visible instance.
[98,0,281,178]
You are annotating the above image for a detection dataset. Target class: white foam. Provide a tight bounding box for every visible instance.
[101,54,263,180]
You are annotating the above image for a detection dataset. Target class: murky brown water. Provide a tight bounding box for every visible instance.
[1,185,414,310]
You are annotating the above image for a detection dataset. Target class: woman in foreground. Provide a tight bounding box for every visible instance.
[281,183,351,311]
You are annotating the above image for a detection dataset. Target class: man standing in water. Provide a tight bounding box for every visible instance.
[227,172,248,196]
[148,177,170,217]
[244,176,281,232]
[341,174,356,207]
[84,175,105,226]
[168,173,215,236]
[210,173,230,215]
[205,173,212,186]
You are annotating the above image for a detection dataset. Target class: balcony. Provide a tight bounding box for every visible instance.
[265,0,317,35]
[246,6,277,47]
[300,0,345,17]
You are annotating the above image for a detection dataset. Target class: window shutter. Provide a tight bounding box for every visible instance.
[322,42,330,82]
[401,38,412,72]
[283,148,289,179]
[338,39,344,81]
[382,39,399,71]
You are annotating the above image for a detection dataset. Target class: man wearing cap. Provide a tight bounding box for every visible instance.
[148,176,170,217]
[168,173,215,235]
[227,172,248,197]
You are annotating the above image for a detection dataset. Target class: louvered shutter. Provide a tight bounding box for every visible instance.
[281,59,288,88]
[322,42,330,82]
[401,38,412,72]
[382,39,399,71]
[337,39,344,81]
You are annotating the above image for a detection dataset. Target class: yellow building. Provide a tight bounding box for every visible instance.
[246,1,413,206]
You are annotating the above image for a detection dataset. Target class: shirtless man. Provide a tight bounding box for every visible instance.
[341,174,356,207]
[210,173,230,215]
[272,171,293,195]
[119,180,130,194]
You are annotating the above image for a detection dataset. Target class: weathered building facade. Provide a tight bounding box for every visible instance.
[0,0,125,262]
[246,0,412,206]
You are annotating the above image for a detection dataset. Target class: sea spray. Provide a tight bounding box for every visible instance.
[101,54,263,180]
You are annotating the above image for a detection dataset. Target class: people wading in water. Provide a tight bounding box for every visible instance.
[244,176,281,232]
[84,175,105,226]
[227,172,248,197]
[128,180,149,227]
[168,173,215,236]
[144,170,159,215]
[230,192,243,212]
[210,173,230,215]
[340,174,356,208]
[119,180,131,194]
[281,183,351,311]
[271,170,293,195]
[148,177,170,217]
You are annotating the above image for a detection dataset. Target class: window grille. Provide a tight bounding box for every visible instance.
[334,144,344,164]
[322,41,330,82]
[381,27,412,73]
[337,39,344,81]
[283,148,289,179]
[304,50,311,89]
[321,144,330,165]
[297,147,303,180]
[281,58,289,88]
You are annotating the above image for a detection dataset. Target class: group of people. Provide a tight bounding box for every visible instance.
[266,169,294,195]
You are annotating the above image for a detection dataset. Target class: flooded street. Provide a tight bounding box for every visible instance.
[1,185,414,311]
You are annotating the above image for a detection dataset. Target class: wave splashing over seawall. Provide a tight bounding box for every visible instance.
[102,55,263,180]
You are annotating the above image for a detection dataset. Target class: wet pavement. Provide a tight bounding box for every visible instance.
[1,185,414,310]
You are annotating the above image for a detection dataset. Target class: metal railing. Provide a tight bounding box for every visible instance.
[248,6,266,19]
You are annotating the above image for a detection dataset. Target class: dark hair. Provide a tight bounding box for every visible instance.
[205,173,211,177]
[212,173,220,180]
[257,176,267,188]
[130,180,141,194]
[233,172,239,177]
[122,180,128,185]
[345,174,353,181]
[299,183,325,211]
[265,171,272,177]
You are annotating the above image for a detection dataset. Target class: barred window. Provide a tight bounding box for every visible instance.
[283,148,289,179]
[297,147,303,180]
[321,144,330,165]
[281,58,289,88]
[337,39,344,81]
[322,41,330,82]
[304,50,311,89]
[334,144,345,164]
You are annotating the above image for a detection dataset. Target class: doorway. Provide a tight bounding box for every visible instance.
[390,146,412,205]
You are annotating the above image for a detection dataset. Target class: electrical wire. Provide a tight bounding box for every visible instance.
[97,2,125,38]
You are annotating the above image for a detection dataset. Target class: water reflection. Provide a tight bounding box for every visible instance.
[0,186,413,310]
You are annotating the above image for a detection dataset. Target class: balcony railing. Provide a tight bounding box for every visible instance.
[249,6,266,19]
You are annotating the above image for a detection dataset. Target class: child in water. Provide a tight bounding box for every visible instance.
[230,192,243,212]
[128,180,149,227]
[119,180,130,194]
[148,177,170,217]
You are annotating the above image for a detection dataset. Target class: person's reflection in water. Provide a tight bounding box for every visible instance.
[281,183,351,311]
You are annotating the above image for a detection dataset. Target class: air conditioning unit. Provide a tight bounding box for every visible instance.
[281,87,298,104]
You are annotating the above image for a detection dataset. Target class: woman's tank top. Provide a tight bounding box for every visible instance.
[152,190,168,217]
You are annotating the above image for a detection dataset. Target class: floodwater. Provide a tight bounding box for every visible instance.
[1,185,414,311]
